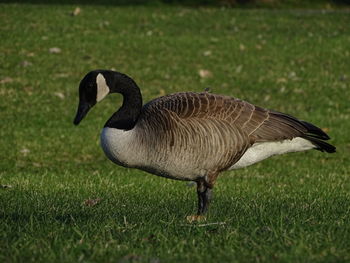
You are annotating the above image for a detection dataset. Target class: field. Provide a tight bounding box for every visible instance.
[1,2,350,262]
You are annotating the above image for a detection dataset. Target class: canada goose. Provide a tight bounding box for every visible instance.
[73,70,336,221]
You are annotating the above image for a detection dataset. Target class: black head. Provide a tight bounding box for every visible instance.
[73,70,112,125]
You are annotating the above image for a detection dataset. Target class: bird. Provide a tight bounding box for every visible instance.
[73,70,336,221]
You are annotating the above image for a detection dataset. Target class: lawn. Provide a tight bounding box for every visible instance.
[1,2,350,262]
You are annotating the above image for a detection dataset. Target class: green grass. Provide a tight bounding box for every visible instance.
[1,3,350,262]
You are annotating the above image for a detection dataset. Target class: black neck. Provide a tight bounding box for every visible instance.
[104,72,143,130]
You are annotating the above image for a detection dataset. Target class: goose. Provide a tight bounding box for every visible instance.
[73,70,336,221]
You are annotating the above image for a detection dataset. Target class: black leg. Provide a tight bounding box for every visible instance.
[197,181,212,215]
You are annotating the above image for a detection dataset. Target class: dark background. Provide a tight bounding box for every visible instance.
[1,0,350,7]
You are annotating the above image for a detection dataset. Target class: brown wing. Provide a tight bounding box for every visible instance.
[143,92,329,143]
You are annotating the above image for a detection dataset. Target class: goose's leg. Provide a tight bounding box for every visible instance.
[187,173,218,223]
[186,180,212,222]
[197,180,212,215]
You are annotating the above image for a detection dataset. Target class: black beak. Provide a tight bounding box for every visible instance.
[73,102,91,125]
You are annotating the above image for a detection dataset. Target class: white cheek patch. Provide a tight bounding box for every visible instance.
[96,73,110,102]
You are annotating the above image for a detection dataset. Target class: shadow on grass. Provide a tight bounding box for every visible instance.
[1,190,193,226]
[4,191,349,227]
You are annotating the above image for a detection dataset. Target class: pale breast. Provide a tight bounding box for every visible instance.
[100,127,140,167]
[100,126,201,180]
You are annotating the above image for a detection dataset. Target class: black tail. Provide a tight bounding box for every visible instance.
[300,120,330,140]
[302,135,336,153]
[264,111,336,153]
[299,120,336,153]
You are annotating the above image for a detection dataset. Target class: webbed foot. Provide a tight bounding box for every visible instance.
[186,215,207,223]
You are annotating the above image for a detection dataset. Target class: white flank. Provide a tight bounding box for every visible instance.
[96,73,110,102]
[230,137,315,170]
